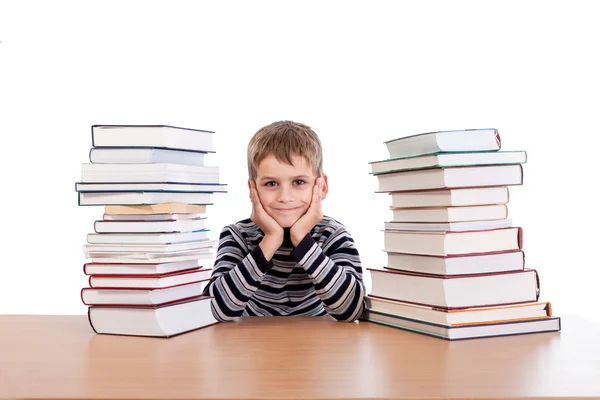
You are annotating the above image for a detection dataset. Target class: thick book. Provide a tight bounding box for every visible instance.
[384,218,513,232]
[83,259,202,276]
[86,230,209,245]
[89,147,207,165]
[88,268,212,289]
[94,217,207,233]
[75,182,227,193]
[390,204,508,223]
[384,128,501,159]
[383,227,522,256]
[376,164,523,193]
[389,186,510,208]
[364,296,552,326]
[87,296,218,337]
[90,252,214,264]
[80,163,220,184]
[84,240,215,254]
[385,250,525,275]
[104,203,208,215]
[82,280,211,306]
[78,191,213,206]
[102,212,204,221]
[370,150,526,175]
[361,310,561,341]
[368,268,539,309]
[91,125,214,153]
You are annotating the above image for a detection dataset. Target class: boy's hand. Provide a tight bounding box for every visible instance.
[290,177,324,247]
[250,181,284,260]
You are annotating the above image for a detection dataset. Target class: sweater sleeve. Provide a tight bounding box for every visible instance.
[290,225,366,322]
[204,225,273,322]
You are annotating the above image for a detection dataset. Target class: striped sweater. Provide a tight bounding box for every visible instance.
[204,216,366,322]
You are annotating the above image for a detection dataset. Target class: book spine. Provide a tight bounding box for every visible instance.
[87,307,98,334]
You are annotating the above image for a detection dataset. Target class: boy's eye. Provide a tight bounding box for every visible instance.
[264,181,278,187]
[293,179,306,185]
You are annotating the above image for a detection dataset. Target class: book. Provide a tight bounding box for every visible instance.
[84,240,215,254]
[89,147,207,165]
[80,163,220,184]
[376,164,523,193]
[82,280,211,306]
[384,128,501,159]
[87,296,218,337]
[384,219,513,232]
[94,218,207,233]
[368,268,539,309]
[361,310,560,341]
[86,230,209,245]
[90,252,214,264]
[102,212,205,221]
[389,187,510,208]
[390,204,508,223]
[85,248,214,260]
[91,125,214,153]
[370,150,527,174]
[104,203,208,215]
[88,268,212,289]
[383,227,522,256]
[75,182,227,193]
[385,250,525,275]
[364,296,551,326]
[78,191,213,206]
[83,259,202,275]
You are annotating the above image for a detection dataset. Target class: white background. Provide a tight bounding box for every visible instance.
[1,0,598,323]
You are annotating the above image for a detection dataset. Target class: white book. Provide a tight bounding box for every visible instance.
[94,218,207,233]
[75,182,227,192]
[102,213,204,221]
[383,227,522,256]
[365,296,551,327]
[384,128,501,159]
[83,259,203,275]
[86,231,209,245]
[391,205,508,223]
[91,125,214,152]
[385,250,525,275]
[84,240,215,254]
[88,268,212,289]
[82,281,211,306]
[80,163,220,184]
[361,310,560,341]
[78,191,212,206]
[90,252,214,264]
[370,150,526,175]
[89,147,207,165]
[384,219,513,232]
[390,187,510,208]
[88,296,218,337]
[368,268,539,309]
[376,165,523,193]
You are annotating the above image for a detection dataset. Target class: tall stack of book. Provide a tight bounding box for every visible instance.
[361,128,561,340]
[75,125,226,337]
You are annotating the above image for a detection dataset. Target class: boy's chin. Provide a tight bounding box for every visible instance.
[273,215,300,228]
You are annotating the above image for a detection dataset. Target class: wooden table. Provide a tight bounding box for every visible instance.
[0,314,599,399]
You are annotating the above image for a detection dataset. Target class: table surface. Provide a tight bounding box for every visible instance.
[1,314,599,399]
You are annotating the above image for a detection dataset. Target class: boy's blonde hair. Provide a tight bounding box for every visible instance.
[247,120,323,180]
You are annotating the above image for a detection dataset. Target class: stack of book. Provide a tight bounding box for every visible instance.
[76,125,226,337]
[361,128,561,340]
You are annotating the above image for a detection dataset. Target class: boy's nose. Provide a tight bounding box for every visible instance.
[276,186,294,203]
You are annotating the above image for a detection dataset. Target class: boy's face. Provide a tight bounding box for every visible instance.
[251,154,328,228]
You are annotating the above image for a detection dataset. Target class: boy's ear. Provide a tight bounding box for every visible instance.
[320,174,329,201]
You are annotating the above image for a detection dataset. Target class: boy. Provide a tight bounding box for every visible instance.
[205,120,365,322]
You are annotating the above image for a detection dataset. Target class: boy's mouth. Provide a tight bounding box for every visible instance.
[274,207,301,213]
